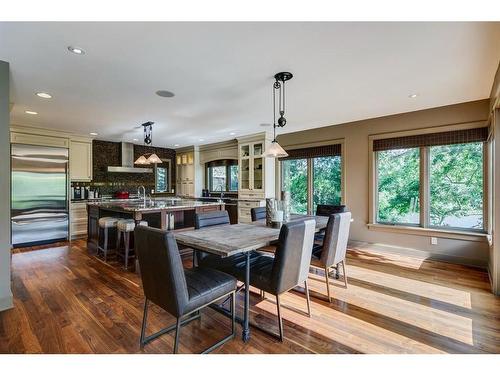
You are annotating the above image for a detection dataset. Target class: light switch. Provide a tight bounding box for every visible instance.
[431,237,438,245]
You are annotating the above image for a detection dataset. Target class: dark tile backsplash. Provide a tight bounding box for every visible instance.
[71,140,176,196]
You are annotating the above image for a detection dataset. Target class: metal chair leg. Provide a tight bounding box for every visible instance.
[116,229,121,253]
[304,280,312,317]
[103,228,108,262]
[231,291,236,336]
[139,299,149,348]
[124,232,130,269]
[173,318,182,354]
[341,260,348,288]
[324,266,332,302]
[276,294,284,342]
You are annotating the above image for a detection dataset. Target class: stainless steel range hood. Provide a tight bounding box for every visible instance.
[107,142,153,173]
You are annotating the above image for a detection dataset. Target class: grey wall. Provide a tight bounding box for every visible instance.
[0,61,12,311]
[278,99,490,267]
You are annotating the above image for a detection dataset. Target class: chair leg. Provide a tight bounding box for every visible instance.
[341,260,348,288]
[139,299,149,349]
[173,318,182,354]
[124,232,130,269]
[304,280,312,317]
[103,228,108,262]
[116,229,121,252]
[324,266,332,302]
[231,291,236,336]
[276,294,284,342]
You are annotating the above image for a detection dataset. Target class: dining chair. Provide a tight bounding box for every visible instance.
[134,225,237,354]
[200,219,316,342]
[195,210,230,229]
[310,212,351,302]
[250,207,266,221]
[314,205,349,243]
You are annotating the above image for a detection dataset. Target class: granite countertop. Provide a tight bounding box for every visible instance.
[87,198,223,213]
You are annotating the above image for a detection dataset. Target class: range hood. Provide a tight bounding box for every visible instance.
[107,142,153,173]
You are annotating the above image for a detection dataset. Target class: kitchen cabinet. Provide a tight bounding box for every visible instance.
[237,133,275,223]
[70,140,93,181]
[175,148,201,197]
[70,201,88,239]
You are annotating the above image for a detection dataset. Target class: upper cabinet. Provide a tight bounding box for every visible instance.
[237,133,275,199]
[70,139,93,181]
[176,148,202,198]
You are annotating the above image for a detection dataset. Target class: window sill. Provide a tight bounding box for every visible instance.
[367,223,490,243]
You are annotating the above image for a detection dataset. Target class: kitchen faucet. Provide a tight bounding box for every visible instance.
[138,185,146,205]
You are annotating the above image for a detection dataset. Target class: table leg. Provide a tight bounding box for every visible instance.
[160,211,168,230]
[242,251,251,342]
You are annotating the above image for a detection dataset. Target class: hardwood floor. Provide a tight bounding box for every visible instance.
[1,240,499,354]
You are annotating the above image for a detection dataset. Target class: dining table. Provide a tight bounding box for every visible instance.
[174,214,329,342]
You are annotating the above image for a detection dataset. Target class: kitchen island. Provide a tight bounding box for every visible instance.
[86,198,224,254]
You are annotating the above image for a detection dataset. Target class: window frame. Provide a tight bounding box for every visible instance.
[369,123,489,238]
[206,160,239,193]
[278,140,345,215]
[154,159,172,193]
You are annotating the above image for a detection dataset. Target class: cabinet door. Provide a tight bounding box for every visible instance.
[70,140,92,181]
[253,156,264,191]
[240,158,250,190]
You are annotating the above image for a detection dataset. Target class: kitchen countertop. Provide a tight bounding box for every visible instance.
[87,198,223,213]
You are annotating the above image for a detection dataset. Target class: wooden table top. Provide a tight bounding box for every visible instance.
[174,215,328,257]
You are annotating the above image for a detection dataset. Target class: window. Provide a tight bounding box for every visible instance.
[280,144,343,215]
[206,160,238,192]
[377,148,420,225]
[155,160,171,193]
[282,159,308,214]
[429,143,484,230]
[373,127,487,232]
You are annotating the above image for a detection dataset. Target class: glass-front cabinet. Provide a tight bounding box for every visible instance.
[239,141,264,192]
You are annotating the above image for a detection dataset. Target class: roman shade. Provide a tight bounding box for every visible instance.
[373,127,488,152]
[280,144,341,160]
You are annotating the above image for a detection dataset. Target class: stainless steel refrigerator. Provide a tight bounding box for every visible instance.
[11,144,69,247]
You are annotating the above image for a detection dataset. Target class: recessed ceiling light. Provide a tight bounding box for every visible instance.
[25,110,38,115]
[90,132,98,136]
[174,144,180,147]
[199,139,205,142]
[408,93,418,98]
[36,92,52,99]
[260,123,271,127]
[67,46,85,55]
[133,138,139,141]
[229,132,236,136]
[156,90,175,98]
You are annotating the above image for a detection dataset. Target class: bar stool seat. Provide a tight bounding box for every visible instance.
[116,219,148,270]
[97,217,120,262]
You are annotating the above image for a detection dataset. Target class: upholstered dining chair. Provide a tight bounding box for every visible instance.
[200,219,316,342]
[134,225,237,354]
[250,206,266,222]
[195,210,231,229]
[314,205,349,243]
[310,212,351,302]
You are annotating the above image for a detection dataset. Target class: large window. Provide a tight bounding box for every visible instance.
[155,160,171,193]
[429,143,484,229]
[377,148,420,225]
[373,127,487,232]
[281,144,343,215]
[206,160,238,192]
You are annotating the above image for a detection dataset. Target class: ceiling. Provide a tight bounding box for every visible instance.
[1,22,499,148]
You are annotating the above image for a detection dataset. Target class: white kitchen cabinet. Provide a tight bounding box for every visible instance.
[70,201,87,239]
[70,140,93,181]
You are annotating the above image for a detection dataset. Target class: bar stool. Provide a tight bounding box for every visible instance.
[97,217,120,262]
[116,219,148,269]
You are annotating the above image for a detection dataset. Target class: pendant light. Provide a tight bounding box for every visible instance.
[134,121,163,165]
[263,72,292,158]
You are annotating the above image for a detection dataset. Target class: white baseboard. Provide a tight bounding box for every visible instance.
[0,294,13,311]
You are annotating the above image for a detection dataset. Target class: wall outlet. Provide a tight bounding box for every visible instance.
[430,237,438,245]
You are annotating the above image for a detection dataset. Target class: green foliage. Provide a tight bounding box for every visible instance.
[377,143,484,229]
[429,143,483,228]
[377,148,420,223]
[282,156,342,214]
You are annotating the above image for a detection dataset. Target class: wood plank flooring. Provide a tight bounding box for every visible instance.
[1,240,499,354]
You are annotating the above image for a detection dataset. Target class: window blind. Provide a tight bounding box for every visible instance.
[372,127,488,152]
[280,143,341,160]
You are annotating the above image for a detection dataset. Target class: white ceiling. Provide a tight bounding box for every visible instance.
[1,22,499,148]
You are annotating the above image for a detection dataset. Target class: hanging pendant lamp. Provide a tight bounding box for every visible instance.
[263,72,292,158]
[134,121,162,165]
